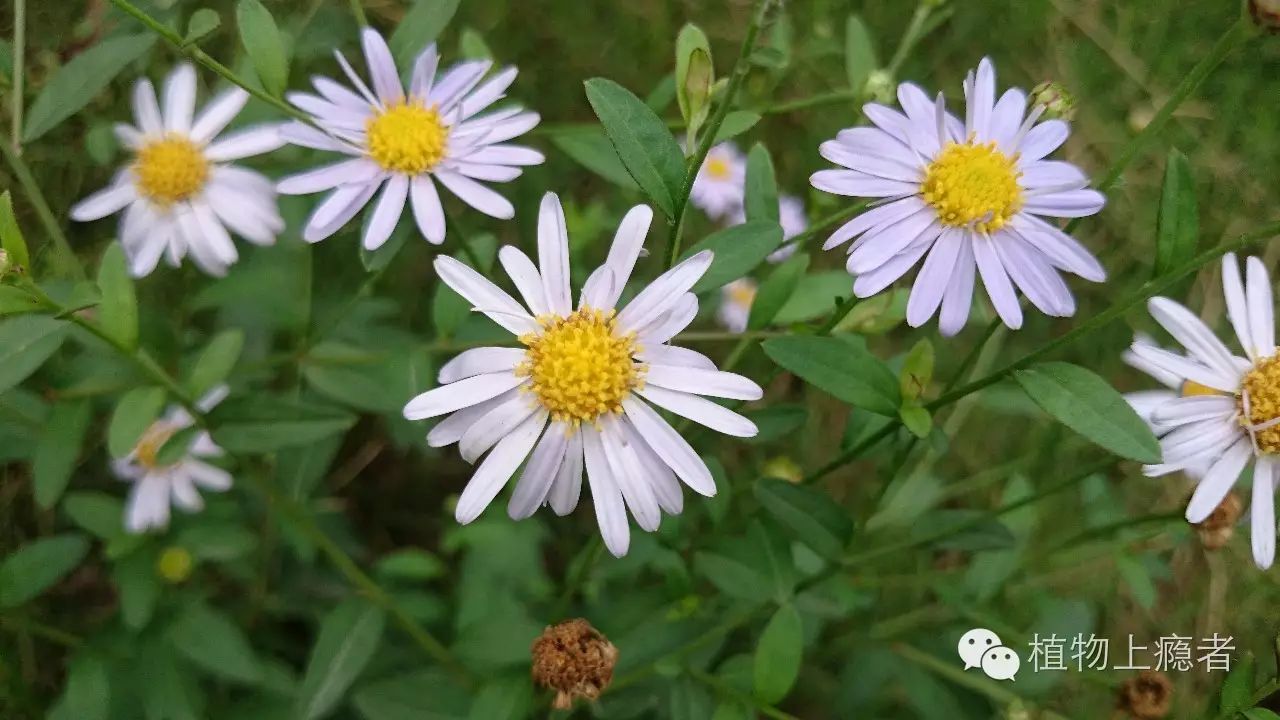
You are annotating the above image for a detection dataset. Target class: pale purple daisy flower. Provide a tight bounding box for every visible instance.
[811,57,1107,336]
[278,28,543,250]
[690,142,746,221]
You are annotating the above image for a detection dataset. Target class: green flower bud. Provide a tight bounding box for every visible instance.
[864,69,895,105]
[1030,81,1076,122]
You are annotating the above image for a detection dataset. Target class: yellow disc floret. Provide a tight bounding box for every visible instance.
[704,156,732,180]
[366,101,448,174]
[134,136,209,205]
[920,139,1023,234]
[519,307,642,425]
[1241,354,1280,453]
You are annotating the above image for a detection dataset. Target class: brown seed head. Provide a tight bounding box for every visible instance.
[1117,670,1173,720]
[531,618,618,709]
[1196,491,1242,550]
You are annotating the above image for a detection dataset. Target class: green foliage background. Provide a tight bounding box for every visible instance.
[2,0,1280,718]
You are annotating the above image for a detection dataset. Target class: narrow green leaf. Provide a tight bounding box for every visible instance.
[551,131,640,190]
[97,243,138,351]
[459,28,493,60]
[712,110,761,143]
[185,329,243,398]
[177,522,257,561]
[210,396,356,453]
[670,677,714,720]
[584,77,685,218]
[184,9,221,45]
[374,549,446,582]
[0,534,89,608]
[168,601,263,684]
[1219,651,1256,713]
[63,492,126,540]
[33,399,92,509]
[682,221,784,293]
[107,386,166,459]
[753,478,852,560]
[154,425,202,467]
[0,315,70,393]
[1013,361,1161,463]
[467,677,533,720]
[0,191,31,271]
[351,669,471,720]
[1154,149,1199,277]
[693,550,767,602]
[844,15,877,94]
[900,339,935,401]
[1243,710,1280,720]
[236,0,289,96]
[0,285,43,315]
[389,0,462,67]
[744,143,779,224]
[762,335,901,416]
[753,604,803,704]
[296,599,387,720]
[23,34,157,143]
[748,252,808,330]
[49,653,110,720]
[113,548,160,630]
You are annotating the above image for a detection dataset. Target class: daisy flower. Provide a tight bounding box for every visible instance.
[1123,254,1278,568]
[402,193,763,556]
[690,141,746,221]
[114,387,232,533]
[70,64,285,277]
[717,278,756,333]
[811,58,1107,336]
[277,28,543,250]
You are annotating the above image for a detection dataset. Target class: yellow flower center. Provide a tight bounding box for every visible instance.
[1181,380,1221,397]
[156,546,194,584]
[366,101,448,174]
[1241,354,1280,454]
[705,156,732,180]
[728,282,756,307]
[920,140,1023,234]
[518,307,642,425]
[134,136,209,205]
[134,423,177,470]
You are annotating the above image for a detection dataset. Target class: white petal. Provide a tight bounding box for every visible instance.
[819,140,921,183]
[169,473,204,511]
[185,460,232,491]
[597,205,655,308]
[205,125,285,161]
[1022,189,1106,218]
[1253,457,1276,569]
[973,235,1022,330]
[643,366,763,401]
[990,88,1027,153]
[1123,337,1184,390]
[636,385,757,438]
[434,170,514,219]
[906,229,962,328]
[1125,390,1178,425]
[459,395,540,463]
[635,345,717,370]
[190,88,250,143]
[1020,160,1088,191]
[853,237,932,298]
[454,410,546,524]
[403,372,525,420]
[846,208,937,275]
[1017,120,1070,164]
[410,45,440,98]
[459,66,518,118]
[313,75,369,110]
[810,169,918,198]
[132,78,163,133]
[361,28,403,103]
[834,126,919,167]
[581,426,631,557]
[128,229,171,278]
[162,64,197,133]
[1161,418,1243,466]
[278,158,382,195]
[623,420,683,515]
[453,163,522,182]
[600,417,661,531]
[1246,256,1276,357]
[280,121,359,154]
[438,347,526,384]
[621,396,716,496]
[429,60,492,112]
[615,251,712,333]
[126,475,171,533]
[1127,342,1238,393]
[636,294,698,346]
[1185,438,1252,523]
[115,123,145,150]
[498,246,549,316]
[1223,253,1256,360]
[334,49,380,107]
[537,193,572,315]
[993,232,1075,317]
[1149,395,1236,425]
[410,176,447,244]
[303,181,380,243]
[508,422,569,520]
[825,197,926,252]
[363,175,409,251]
[968,58,996,140]
[433,255,539,335]
[862,103,914,147]
[579,267,616,310]
[548,431,584,515]
[1148,296,1240,378]
[427,389,516,447]
[70,183,137,222]
[939,234,977,336]
[1009,214,1106,282]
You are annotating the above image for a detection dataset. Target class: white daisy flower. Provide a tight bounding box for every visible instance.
[717,278,756,333]
[690,142,746,221]
[1124,253,1279,568]
[113,386,232,533]
[70,63,285,277]
[277,28,543,250]
[811,57,1107,336]
[402,193,763,556]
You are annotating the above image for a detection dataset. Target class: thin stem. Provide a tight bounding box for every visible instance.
[885,2,934,78]
[108,0,310,124]
[755,89,860,115]
[11,0,25,151]
[347,0,368,26]
[0,141,84,279]
[664,0,775,269]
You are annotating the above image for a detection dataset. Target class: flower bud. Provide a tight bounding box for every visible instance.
[864,70,895,105]
[1117,670,1172,720]
[531,618,618,709]
[1252,0,1280,32]
[157,546,195,584]
[1195,491,1242,550]
[0,249,9,279]
[762,456,802,483]
[1030,81,1076,122]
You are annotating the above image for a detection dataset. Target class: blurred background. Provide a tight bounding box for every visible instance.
[3,0,1280,718]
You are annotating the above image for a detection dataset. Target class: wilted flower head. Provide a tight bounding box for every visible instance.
[531,618,618,709]
[1196,490,1242,550]
[1117,670,1173,720]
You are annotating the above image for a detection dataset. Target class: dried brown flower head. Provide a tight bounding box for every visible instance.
[1252,0,1280,32]
[531,618,618,709]
[1117,670,1173,720]
[1196,491,1242,550]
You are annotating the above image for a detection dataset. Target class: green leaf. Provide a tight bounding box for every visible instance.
[1154,149,1199,278]
[712,110,761,143]
[1013,361,1161,463]
[753,478,852,560]
[459,28,492,60]
[184,8,221,45]
[762,335,900,416]
[374,549,446,582]
[1242,710,1280,720]
[0,285,44,315]
[235,0,289,96]
[0,191,31,271]
[211,396,356,453]
[177,522,257,561]
[584,77,685,218]
[466,677,532,720]
[296,599,387,720]
[844,15,877,94]
[753,604,803,704]
[97,243,138,351]
[744,144,779,224]
[682,221,784,293]
[389,0,462,67]
[749,47,787,69]
[774,271,852,324]
[23,34,157,143]
[351,669,470,720]
[169,601,263,684]
[49,653,110,720]
[898,405,932,439]
[107,386,166,459]
[748,252,808,331]
[64,492,125,540]
[302,343,415,413]
[0,534,89,608]
[185,329,243,398]
[1220,651,1256,713]
[33,399,91,509]
[670,677,714,720]
[551,131,640,190]
[0,315,69,393]
[694,550,767,602]
[113,548,160,629]
[900,339,934,401]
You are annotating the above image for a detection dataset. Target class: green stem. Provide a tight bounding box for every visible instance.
[11,0,25,151]
[755,89,860,115]
[347,0,368,26]
[885,2,935,78]
[0,141,84,279]
[664,0,775,269]
[108,0,310,124]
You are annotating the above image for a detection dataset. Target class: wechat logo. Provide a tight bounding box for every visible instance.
[958,628,1020,681]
